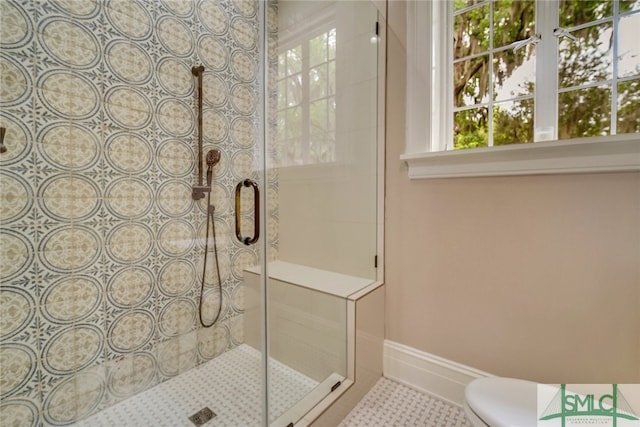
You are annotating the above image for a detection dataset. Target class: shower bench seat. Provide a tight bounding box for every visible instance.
[243,261,384,426]
[244,260,373,298]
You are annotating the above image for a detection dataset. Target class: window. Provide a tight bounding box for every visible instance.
[276,28,336,167]
[453,0,537,149]
[454,0,640,149]
[403,0,640,178]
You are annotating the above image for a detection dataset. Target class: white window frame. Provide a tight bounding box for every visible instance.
[402,0,640,179]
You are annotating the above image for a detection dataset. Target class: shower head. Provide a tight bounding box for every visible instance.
[206,149,221,167]
[206,149,220,186]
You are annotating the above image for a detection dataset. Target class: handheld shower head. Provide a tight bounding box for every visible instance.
[206,149,221,186]
[206,149,221,166]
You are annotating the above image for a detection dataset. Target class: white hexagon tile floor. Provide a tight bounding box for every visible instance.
[77,344,318,427]
[75,344,470,427]
[338,378,472,427]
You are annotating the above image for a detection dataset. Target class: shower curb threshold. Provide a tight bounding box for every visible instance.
[271,372,346,427]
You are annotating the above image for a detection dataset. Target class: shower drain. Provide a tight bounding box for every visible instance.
[188,407,216,426]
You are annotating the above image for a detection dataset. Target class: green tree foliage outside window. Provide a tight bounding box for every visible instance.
[453,0,640,150]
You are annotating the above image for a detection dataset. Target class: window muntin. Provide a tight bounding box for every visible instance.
[276,28,336,166]
[451,0,639,150]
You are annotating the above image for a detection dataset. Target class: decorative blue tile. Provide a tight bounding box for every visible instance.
[1,0,36,50]
[36,15,102,71]
[47,0,102,20]
[0,111,35,169]
[42,367,106,426]
[1,0,267,425]
[0,395,41,427]
[0,341,39,400]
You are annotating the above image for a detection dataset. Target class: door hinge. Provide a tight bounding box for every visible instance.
[374,255,378,268]
[331,381,342,392]
[375,21,379,36]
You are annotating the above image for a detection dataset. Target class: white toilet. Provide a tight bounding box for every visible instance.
[464,377,543,426]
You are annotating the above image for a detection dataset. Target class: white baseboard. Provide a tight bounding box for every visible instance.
[383,340,492,407]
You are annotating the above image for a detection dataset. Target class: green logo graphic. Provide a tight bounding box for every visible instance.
[539,384,639,426]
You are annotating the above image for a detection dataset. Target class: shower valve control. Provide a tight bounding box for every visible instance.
[192,185,211,200]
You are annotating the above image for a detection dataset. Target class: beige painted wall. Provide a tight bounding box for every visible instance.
[385,1,640,383]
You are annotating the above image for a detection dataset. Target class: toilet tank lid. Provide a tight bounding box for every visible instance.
[465,377,554,427]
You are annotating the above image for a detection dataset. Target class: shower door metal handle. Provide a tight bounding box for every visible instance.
[234,179,260,245]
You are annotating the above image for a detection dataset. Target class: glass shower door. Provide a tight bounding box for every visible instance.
[262,0,381,425]
[0,0,380,424]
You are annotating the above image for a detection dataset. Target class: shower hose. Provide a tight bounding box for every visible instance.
[199,191,223,328]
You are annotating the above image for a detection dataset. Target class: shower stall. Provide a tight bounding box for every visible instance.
[0,0,383,425]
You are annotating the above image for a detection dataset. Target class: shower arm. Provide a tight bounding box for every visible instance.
[192,65,209,201]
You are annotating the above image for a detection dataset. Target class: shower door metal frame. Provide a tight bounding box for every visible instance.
[257,1,270,425]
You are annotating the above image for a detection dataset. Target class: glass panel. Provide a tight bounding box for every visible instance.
[278,53,286,78]
[310,99,328,134]
[559,22,613,89]
[286,107,302,138]
[292,137,303,163]
[493,0,535,49]
[277,80,286,110]
[493,98,534,145]
[328,61,336,96]
[454,5,490,58]
[558,85,612,139]
[620,0,640,12]
[310,131,335,162]
[284,137,302,164]
[493,47,535,100]
[454,107,490,149]
[286,74,302,106]
[267,1,379,425]
[277,112,286,141]
[454,55,490,107]
[287,45,302,75]
[310,64,328,100]
[618,12,640,78]
[617,79,640,133]
[454,0,488,12]
[328,28,337,60]
[310,32,328,67]
[559,0,613,29]
[328,98,336,131]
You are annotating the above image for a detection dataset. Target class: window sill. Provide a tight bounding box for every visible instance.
[400,135,640,179]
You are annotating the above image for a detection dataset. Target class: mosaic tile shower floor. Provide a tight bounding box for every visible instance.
[76,346,470,427]
[77,345,318,427]
[339,378,472,427]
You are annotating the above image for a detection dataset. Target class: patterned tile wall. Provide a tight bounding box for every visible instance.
[0,0,276,425]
